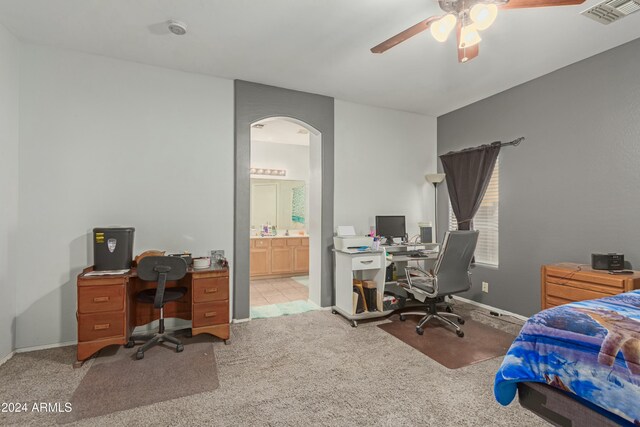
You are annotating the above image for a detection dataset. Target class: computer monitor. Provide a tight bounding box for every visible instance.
[375,216,406,243]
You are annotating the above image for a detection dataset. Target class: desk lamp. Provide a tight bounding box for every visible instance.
[425,173,446,242]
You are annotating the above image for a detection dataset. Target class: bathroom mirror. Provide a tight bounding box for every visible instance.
[250,178,307,230]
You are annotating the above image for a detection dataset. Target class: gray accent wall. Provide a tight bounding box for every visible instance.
[234,81,334,320]
[437,38,640,317]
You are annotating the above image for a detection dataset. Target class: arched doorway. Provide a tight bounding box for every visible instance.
[248,117,322,308]
[233,80,334,321]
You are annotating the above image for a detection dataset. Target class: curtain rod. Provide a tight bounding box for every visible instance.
[441,137,525,157]
[499,137,525,147]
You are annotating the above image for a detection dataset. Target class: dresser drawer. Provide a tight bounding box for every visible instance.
[545,282,612,303]
[193,278,229,302]
[193,301,229,327]
[352,255,381,270]
[78,285,124,314]
[78,312,125,342]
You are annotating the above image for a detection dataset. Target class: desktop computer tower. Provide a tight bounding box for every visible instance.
[93,227,135,271]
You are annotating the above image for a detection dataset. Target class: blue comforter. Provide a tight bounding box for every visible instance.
[494,290,640,425]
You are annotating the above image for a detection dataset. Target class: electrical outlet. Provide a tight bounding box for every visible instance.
[482,281,489,293]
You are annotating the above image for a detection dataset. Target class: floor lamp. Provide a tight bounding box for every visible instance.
[425,173,446,243]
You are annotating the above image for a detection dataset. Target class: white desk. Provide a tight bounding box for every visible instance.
[333,250,388,327]
[332,248,438,327]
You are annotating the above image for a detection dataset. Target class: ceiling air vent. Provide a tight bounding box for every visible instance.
[582,0,640,24]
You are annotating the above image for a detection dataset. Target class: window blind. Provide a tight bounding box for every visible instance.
[449,158,499,266]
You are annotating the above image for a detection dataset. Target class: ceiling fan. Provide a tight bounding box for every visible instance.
[371,0,586,63]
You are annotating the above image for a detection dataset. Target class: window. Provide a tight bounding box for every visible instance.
[449,158,499,266]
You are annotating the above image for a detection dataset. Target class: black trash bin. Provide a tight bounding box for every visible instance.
[93,227,135,271]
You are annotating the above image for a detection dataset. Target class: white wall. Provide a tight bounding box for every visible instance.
[16,44,234,349]
[334,100,437,238]
[0,24,19,360]
[250,141,310,182]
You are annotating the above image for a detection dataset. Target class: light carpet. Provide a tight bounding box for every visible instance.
[0,302,548,427]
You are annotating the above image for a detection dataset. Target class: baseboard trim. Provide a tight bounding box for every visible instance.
[0,350,15,366]
[232,318,250,323]
[15,340,75,354]
[452,296,529,322]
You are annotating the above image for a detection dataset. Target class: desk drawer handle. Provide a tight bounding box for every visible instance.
[93,296,110,303]
[204,288,218,294]
[204,312,217,318]
[94,323,110,330]
[359,260,374,264]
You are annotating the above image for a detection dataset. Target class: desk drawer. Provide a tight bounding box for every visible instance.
[78,312,125,342]
[193,278,229,302]
[193,301,228,327]
[352,255,381,270]
[78,285,124,314]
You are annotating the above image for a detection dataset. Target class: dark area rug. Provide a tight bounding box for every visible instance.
[378,314,515,369]
[61,335,219,423]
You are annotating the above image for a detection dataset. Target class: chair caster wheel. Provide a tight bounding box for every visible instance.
[445,306,453,313]
[176,344,184,353]
[136,351,144,360]
[331,309,337,314]
[456,330,465,338]
[124,340,135,349]
[416,327,424,336]
[457,318,465,325]
[351,320,358,328]
[399,315,406,321]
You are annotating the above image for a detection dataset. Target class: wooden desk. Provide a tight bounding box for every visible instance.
[541,263,640,309]
[75,265,230,366]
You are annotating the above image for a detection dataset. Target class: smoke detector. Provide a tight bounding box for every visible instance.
[582,0,640,24]
[167,20,187,35]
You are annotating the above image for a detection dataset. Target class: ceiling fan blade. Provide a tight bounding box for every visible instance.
[499,0,586,9]
[456,23,479,63]
[371,16,441,54]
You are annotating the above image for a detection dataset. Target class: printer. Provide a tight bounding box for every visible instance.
[333,226,374,252]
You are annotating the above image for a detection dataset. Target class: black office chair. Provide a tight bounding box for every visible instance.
[126,256,188,360]
[398,231,479,337]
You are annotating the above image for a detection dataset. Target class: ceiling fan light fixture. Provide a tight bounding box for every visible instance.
[470,3,498,31]
[430,14,457,42]
[459,24,482,49]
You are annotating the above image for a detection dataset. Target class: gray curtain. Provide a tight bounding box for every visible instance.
[439,142,501,231]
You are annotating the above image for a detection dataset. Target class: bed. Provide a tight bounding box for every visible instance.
[494,290,640,426]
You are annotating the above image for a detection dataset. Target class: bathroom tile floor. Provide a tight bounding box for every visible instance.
[250,277,309,307]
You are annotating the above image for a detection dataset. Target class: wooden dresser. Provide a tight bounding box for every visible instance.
[76,265,230,366]
[250,236,309,278]
[541,263,640,309]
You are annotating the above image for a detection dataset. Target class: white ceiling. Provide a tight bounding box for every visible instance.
[251,119,310,146]
[1,0,639,116]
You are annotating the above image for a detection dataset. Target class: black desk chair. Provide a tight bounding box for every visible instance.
[127,256,188,360]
